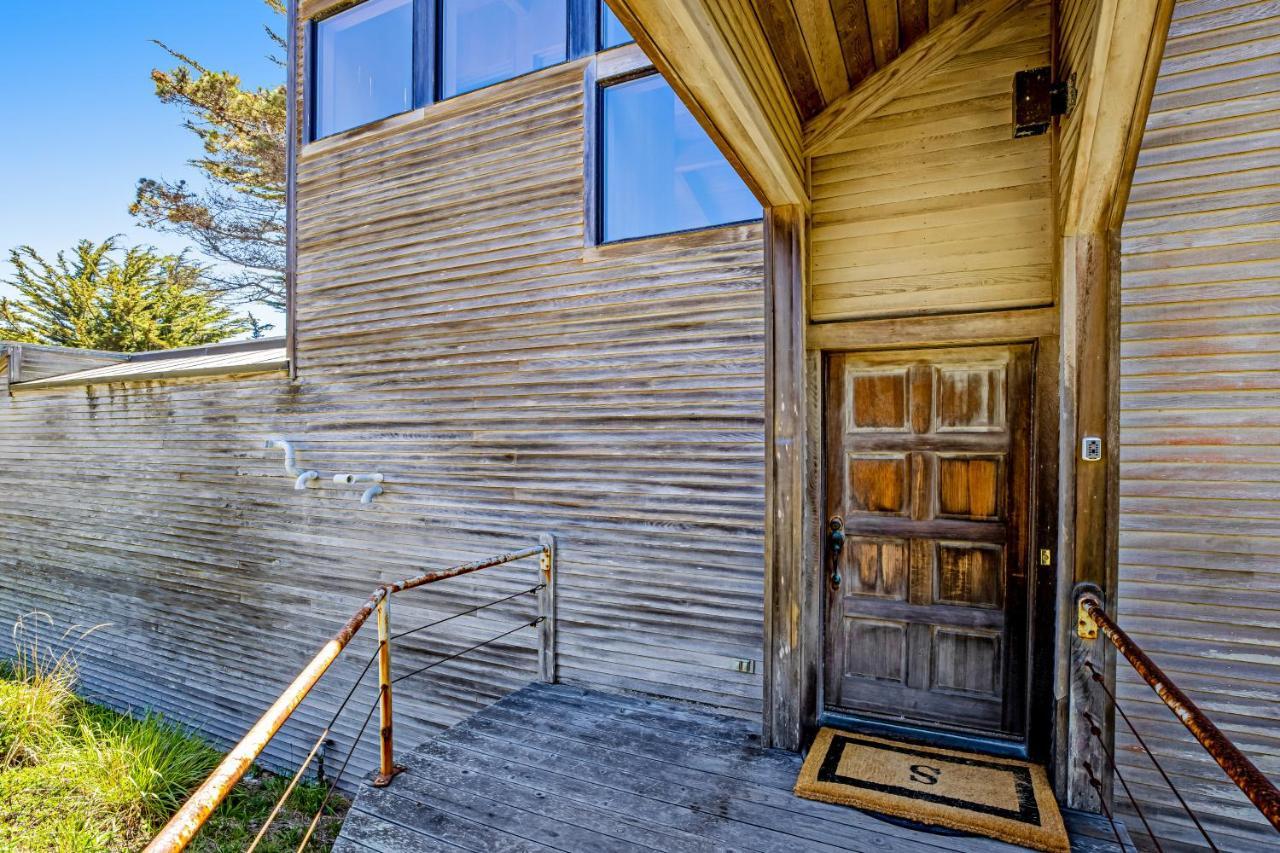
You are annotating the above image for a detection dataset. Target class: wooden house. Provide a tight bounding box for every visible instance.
[1,0,1277,850]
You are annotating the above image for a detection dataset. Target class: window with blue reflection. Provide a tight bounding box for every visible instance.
[599,2,634,49]
[313,0,414,139]
[441,0,568,98]
[601,75,759,243]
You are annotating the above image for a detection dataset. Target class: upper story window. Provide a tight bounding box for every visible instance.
[441,0,569,98]
[312,0,415,139]
[599,2,634,49]
[599,74,759,243]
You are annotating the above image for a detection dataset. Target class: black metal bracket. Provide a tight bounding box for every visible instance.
[1013,67,1074,137]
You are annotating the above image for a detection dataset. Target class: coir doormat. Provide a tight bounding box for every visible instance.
[795,728,1069,853]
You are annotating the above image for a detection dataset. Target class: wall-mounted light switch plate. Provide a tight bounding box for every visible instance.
[1082,437,1103,462]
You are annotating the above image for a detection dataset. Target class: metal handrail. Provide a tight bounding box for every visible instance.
[145,541,552,853]
[1077,593,1280,832]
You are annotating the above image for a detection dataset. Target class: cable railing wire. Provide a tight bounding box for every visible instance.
[1083,709,1163,853]
[1084,659,1220,852]
[286,616,542,851]
[1083,758,1126,848]
[145,538,553,853]
[390,584,543,641]
[393,616,543,686]
[295,691,384,852]
[246,643,384,851]
[249,592,541,847]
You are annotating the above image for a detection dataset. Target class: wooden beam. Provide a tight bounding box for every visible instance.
[807,307,1059,351]
[1062,0,1174,235]
[803,0,1022,156]
[2,345,19,385]
[763,204,812,750]
[1106,0,1175,232]
[608,0,807,207]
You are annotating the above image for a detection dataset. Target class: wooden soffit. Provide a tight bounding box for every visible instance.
[609,0,808,207]
[802,0,1023,155]
[752,0,1021,125]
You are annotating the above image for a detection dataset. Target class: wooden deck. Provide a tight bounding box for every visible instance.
[334,683,1134,853]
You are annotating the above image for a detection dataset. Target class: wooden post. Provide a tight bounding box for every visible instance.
[763,204,814,751]
[1057,232,1121,811]
[372,592,403,787]
[538,533,557,684]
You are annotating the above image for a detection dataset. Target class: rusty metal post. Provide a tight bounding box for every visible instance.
[538,533,557,683]
[372,591,404,787]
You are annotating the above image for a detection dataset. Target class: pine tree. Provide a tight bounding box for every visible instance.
[131,0,287,309]
[1,239,247,352]
[0,299,38,344]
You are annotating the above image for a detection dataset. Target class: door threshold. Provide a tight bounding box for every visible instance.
[818,709,1029,760]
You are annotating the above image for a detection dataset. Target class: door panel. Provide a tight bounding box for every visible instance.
[824,345,1033,737]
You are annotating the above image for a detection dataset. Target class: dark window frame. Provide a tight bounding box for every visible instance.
[435,0,590,101]
[593,69,762,245]
[306,0,427,142]
[307,0,606,141]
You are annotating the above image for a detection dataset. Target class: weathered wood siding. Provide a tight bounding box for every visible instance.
[0,54,766,781]
[808,0,1054,321]
[1118,0,1280,849]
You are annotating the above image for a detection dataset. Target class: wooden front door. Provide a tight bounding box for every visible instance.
[824,344,1033,737]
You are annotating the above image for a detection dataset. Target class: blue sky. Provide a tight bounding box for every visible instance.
[0,0,285,330]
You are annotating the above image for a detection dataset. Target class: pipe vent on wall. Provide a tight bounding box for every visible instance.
[264,437,385,505]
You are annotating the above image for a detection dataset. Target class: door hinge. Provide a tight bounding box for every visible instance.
[1013,68,1073,137]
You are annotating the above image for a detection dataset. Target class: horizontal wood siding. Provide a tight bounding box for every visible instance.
[0,57,766,782]
[1118,0,1280,849]
[808,0,1054,321]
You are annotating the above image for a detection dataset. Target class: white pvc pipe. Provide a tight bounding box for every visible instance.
[265,437,319,488]
[333,473,384,485]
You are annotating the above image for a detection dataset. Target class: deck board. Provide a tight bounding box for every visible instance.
[338,683,1135,853]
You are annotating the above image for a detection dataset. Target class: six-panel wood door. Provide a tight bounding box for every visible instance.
[824,345,1033,736]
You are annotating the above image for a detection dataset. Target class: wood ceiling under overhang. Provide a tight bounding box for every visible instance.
[754,0,969,119]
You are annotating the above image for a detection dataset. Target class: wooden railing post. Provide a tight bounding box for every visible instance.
[1067,581,1109,811]
[1058,230,1120,812]
[538,533,557,684]
[372,590,403,787]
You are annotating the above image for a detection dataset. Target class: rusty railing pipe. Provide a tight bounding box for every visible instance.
[145,542,549,853]
[1078,594,1280,831]
[143,587,386,853]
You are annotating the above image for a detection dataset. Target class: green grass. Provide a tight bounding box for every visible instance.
[0,618,347,852]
